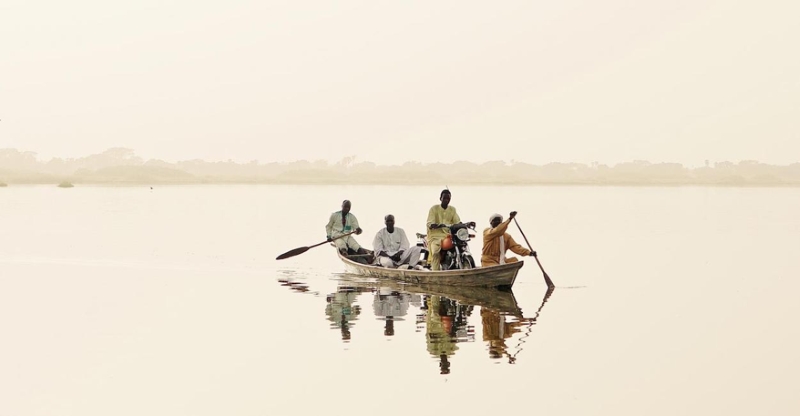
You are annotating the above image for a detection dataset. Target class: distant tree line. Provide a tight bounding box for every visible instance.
[1,148,799,186]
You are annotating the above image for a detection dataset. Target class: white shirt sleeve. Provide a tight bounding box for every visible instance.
[398,228,410,251]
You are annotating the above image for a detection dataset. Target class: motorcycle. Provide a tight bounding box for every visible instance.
[415,222,478,270]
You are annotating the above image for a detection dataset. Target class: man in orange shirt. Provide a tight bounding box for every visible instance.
[481,211,536,267]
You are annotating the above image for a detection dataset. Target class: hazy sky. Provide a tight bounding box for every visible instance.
[1,1,798,166]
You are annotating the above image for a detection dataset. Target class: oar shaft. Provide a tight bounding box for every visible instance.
[276,230,358,260]
[326,230,357,244]
[513,217,555,288]
[305,230,358,249]
[333,230,358,240]
[513,218,534,251]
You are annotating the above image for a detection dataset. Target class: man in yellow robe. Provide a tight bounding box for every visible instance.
[481,211,536,267]
[425,189,475,271]
[425,295,459,374]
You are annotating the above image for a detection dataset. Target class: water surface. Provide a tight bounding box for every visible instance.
[1,185,798,415]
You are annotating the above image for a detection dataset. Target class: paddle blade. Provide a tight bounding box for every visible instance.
[534,256,555,288]
[543,272,555,288]
[276,246,310,260]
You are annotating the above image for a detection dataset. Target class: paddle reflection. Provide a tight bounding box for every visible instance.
[276,275,555,373]
[506,286,555,364]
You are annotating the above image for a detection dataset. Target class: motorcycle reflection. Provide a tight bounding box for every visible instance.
[421,295,475,374]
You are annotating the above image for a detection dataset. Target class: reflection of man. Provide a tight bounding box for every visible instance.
[372,287,411,318]
[425,295,459,374]
[481,308,524,359]
[326,200,373,264]
[481,211,535,267]
[325,286,362,341]
[373,215,425,269]
[372,287,413,337]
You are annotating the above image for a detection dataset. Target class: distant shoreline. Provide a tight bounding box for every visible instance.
[2,180,799,188]
[2,148,799,187]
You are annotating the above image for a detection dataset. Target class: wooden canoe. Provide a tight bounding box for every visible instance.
[336,250,523,289]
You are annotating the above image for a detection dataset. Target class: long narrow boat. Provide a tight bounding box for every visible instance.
[336,250,523,288]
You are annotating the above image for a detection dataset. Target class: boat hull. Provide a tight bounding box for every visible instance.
[337,251,522,288]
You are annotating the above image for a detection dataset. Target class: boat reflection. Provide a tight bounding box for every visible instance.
[277,274,555,373]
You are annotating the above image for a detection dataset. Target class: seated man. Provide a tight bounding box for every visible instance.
[481,211,536,267]
[373,214,425,269]
[326,199,373,264]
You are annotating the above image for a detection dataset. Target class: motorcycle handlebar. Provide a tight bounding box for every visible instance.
[434,222,476,230]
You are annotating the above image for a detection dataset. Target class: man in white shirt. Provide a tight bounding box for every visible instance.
[372,214,425,269]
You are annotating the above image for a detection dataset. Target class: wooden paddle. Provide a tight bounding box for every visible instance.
[276,231,357,260]
[513,217,555,288]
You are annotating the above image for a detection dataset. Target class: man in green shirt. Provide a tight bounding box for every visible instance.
[425,190,475,270]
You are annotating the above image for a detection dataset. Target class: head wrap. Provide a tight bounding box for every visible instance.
[490,213,503,223]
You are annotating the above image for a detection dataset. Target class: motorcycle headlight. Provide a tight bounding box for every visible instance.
[456,228,470,241]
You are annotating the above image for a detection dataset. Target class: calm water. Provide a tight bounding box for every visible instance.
[1,184,799,415]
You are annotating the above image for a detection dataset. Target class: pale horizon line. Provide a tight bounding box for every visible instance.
[3,147,799,168]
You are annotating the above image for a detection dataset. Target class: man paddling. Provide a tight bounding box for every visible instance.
[481,211,536,267]
[325,200,373,264]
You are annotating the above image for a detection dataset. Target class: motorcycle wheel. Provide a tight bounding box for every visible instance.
[460,254,476,269]
[440,253,453,270]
